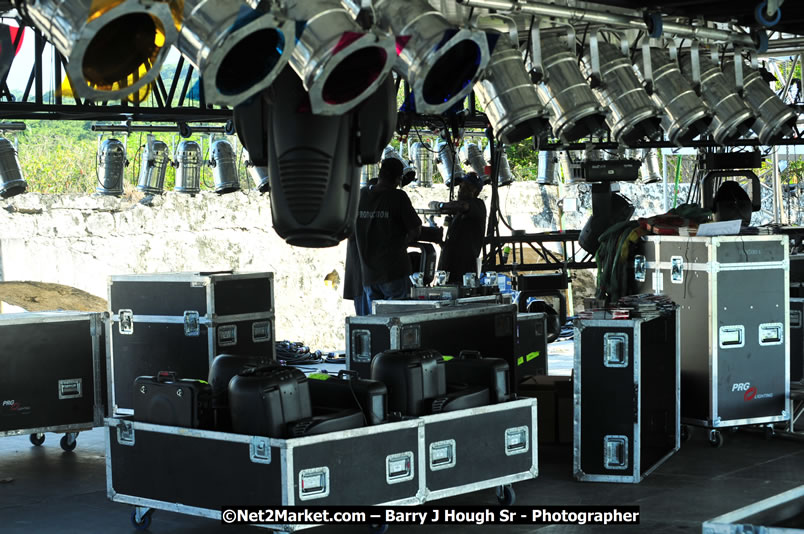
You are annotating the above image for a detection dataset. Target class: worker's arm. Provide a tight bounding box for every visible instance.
[399,191,423,243]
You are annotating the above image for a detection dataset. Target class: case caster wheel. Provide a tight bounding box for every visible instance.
[680,425,692,442]
[764,426,775,440]
[131,508,153,531]
[60,433,77,452]
[708,429,724,448]
[496,484,516,506]
[368,524,389,534]
[29,433,45,446]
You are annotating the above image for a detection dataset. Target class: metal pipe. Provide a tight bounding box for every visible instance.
[91,124,231,134]
[781,54,799,103]
[456,0,756,47]
[773,147,783,224]
[0,122,26,131]
[662,152,669,212]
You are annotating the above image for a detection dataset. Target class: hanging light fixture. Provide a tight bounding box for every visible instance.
[410,141,434,188]
[474,33,550,144]
[284,0,396,115]
[136,136,169,195]
[581,41,662,145]
[436,139,464,186]
[173,140,202,195]
[382,146,416,186]
[461,141,489,179]
[13,0,177,101]
[209,139,241,194]
[373,0,491,114]
[640,149,663,184]
[360,163,379,187]
[536,32,608,143]
[484,142,514,186]
[173,0,295,107]
[678,53,755,144]
[95,138,127,196]
[634,47,712,145]
[537,151,557,185]
[722,59,797,144]
[0,137,26,198]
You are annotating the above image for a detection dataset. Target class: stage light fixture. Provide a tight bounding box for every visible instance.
[634,47,712,145]
[536,32,608,144]
[95,138,127,197]
[537,151,557,185]
[382,146,416,186]
[360,163,379,187]
[209,139,241,194]
[136,136,169,195]
[474,33,550,144]
[461,142,489,179]
[284,0,396,115]
[248,164,270,193]
[13,0,177,101]
[174,0,295,107]
[436,139,464,186]
[373,0,491,114]
[484,143,514,186]
[722,59,797,144]
[559,151,585,184]
[581,41,662,145]
[0,137,26,198]
[410,141,434,188]
[678,53,755,144]
[640,149,662,184]
[173,140,202,195]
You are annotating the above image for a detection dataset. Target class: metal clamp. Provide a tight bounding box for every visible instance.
[249,436,272,464]
[118,309,134,335]
[252,321,272,343]
[217,324,237,347]
[505,426,530,456]
[604,333,629,368]
[298,467,330,500]
[429,440,457,471]
[116,421,135,446]
[386,451,415,484]
[400,325,421,350]
[670,256,684,284]
[603,435,629,470]
[58,378,83,400]
[588,28,630,89]
[183,310,200,337]
[634,255,647,283]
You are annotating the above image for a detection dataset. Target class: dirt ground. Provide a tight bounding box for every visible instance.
[0,281,107,312]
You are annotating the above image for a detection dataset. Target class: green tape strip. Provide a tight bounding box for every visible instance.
[442,355,454,362]
[526,351,540,362]
[308,373,331,381]
[517,356,524,366]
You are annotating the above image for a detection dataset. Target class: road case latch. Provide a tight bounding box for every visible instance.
[298,467,330,500]
[252,321,272,343]
[183,311,200,337]
[400,325,421,349]
[386,451,415,484]
[670,256,684,284]
[429,440,456,470]
[351,330,372,363]
[217,324,237,347]
[758,323,783,346]
[505,426,530,456]
[718,325,745,349]
[116,421,135,446]
[634,255,646,283]
[603,435,629,470]
[118,309,134,335]
[603,333,629,368]
[58,378,83,400]
[249,436,271,464]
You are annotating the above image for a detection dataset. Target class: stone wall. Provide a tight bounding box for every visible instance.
[0,180,783,349]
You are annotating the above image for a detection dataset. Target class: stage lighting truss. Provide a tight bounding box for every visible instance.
[14,0,177,101]
[0,137,26,198]
[96,138,127,196]
[373,0,491,114]
[285,0,396,115]
[581,33,663,146]
[174,0,295,107]
[137,135,170,195]
[209,139,241,194]
[173,140,202,195]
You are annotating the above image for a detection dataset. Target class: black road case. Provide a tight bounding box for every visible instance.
[106,416,425,530]
[633,235,790,443]
[420,398,537,502]
[0,311,105,450]
[346,304,517,389]
[573,309,680,483]
[109,271,275,414]
[516,312,548,378]
[790,298,804,384]
[703,484,804,533]
[370,294,513,315]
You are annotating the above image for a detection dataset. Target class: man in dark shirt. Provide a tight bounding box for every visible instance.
[355,158,422,310]
[437,172,487,284]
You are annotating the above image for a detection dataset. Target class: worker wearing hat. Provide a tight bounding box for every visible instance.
[437,171,487,284]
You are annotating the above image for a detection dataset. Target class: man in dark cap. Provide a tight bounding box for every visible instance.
[355,158,422,310]
[437,171,487,284]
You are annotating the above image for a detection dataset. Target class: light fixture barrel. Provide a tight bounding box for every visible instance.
[210,139,241,194]
[0,137,26,198]
[436,140,464,186]
[96,138,126,196]
[136,139,169,195]
[537,151,557,185]
[410,142,434,188]
[174,140,202,195]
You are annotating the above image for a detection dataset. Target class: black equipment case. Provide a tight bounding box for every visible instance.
[516,312,548,378]
[0,312,105,450]
[346,303,517,390]
[132,371,212,429]
[573,308,680,483]
[307,371,388,425]
[790,298,804,384]
[108,271,275,414]
[632,235,790,438]
[370,293,513,315]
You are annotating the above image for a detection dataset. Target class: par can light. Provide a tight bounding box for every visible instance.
[0,137,26,198]
[137,137,169,195]
[640,148,663,184]
[95,138,126,196]
[174,0,295,107]
[382,146,416,186]
[14,0,177,101]
[285,0,396,115]
[209,139,241,194]
[173,140,202,195]
[537,151,557,185]
[374,0,490,114]
[436,139,464,186]
[410,141,434,188]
